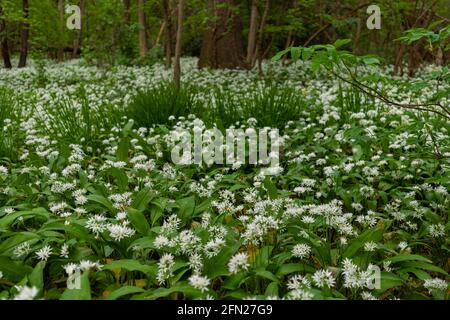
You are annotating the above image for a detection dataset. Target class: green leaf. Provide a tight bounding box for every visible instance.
[385,254,432,264]
[116,138,130,162]
[265,282,279,297]
[107,168,129,191]
[343,225,384,258]
[255,270,279,283]
[177,196,196,223]
[375,272,404,293]
[28,261,45,297]
[271,48,291,62]
[276,263,314,277]
[0,208,49,230]
[102,260,154,274]
[132,188,154,211]
[401,261,449,276]
[204,241,242,279]
[333,39,351,49]
[107,286,145,300]
[291,47,302,61]
[263,178,278,199]
[145,283,203,300]
[87,194,114,212]
[0,256,33,282]
[127,208,150,235]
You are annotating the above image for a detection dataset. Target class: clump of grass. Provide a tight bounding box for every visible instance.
[37,87,124,149]
[126,82,205,128]
[209,85,308,130]
[0,88,19,160]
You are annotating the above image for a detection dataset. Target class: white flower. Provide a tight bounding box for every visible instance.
[157,253,175,285]
[292,244,311,259]
[398,241,409,251]
[0,165,8,174]
[107,223,135,241]
[361,291,377,300]
[188,274,210,292]
[424,278,447,294]
[288,289,314,300]
[429,224,445,238]
[64,262,78,275]
[60,243,69,258]
[312,269,336,288]
[80,260,102,271]
[228,252,250,274]
[36,245,52,261]
[14,286,39,300]
[364,241,377,252]
[4,207,15,214]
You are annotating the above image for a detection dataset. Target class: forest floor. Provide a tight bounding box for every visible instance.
[0,58,448,300]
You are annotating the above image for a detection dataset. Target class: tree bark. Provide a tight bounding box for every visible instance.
[18,0,29,68]
[72,0,85,58]
[246,0,258,65]
[0,7,12,69]
[138,0,148,58]
[173,0,184,89]
[198,0,247,69]
[123,0,131,25]
[162,0,173,69]
[254,0,269,74]
[57,0,65,61]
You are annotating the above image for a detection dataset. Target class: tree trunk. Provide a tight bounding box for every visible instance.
[173,0,184,89]
[394,44,406,76]
[18,0,29,68]
[123,0,131,25]
[163,0,173,69]
[0,7,12,69]
[246,0,258,65]
[138,0,148,58]
[72,0,85,58]
[57,0,65,61]
[198,0,247,69]
[254,0,269,75]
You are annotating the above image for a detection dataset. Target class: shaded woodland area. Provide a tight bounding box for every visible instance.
[0,0,449,75]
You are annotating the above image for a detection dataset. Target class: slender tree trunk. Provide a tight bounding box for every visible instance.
[57,0,65,61]
[0,7,12,69]
[281,30,292,65]
[254,0,269,75]
[394,43,406,75]
[246,0,258,65]
[72,0,85,58]
[198,0,216,69]
[123,0,131,25]
[199,0,247,69]
[18,0,29,68]
[173,0,184,89]
[138,0,148,58]
[353,0,363,54]
[162,0,173,69]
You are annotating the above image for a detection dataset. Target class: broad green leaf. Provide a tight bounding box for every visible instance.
[102,259,154,274]
[127,208,150,235]
[0,256,33,282]
[107,286,145,300]
[28,261,45,297]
